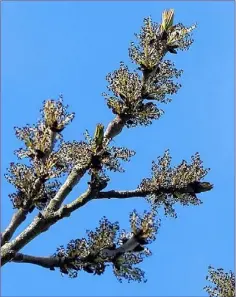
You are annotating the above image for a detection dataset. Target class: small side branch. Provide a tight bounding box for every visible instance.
[1,209,28,246]
[97,182,213,200]
[1,188,94,266]
[12,231,146,273]
[54,188,94,219]
[97,189,148,199]
[45,163,91,212]
[104,115,127,142]
[12,253,64,270]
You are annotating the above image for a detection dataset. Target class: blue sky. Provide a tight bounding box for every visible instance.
[1,1,234,296]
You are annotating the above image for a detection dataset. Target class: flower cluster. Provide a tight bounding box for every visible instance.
[103,63,142,114]
[84,129,136,173]
[204,266,235,297]
[129,209,159,243]
[129,17,164,69]
[142,60,183,103]
[139,150,212,217]
[87,217,119,253]
[14,98,74,161]
[42,98,75,132]
[129,17,196,69]
[167,23,196,52]
[5,163,61,209]
[33,152,70,179]
[57,141,92,170]
[113,262,147,283]
[54,218,120,278]
[106,62,142,103]
[54,213,159,282]
[103,63,163,127]
[104,58,183,127]
[103,146,135,172]
[14,123,53,159]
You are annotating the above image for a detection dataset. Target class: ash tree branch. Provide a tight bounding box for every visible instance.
[0,188,94,266]
[1,128,57,247]
[97,182,213,200]
[104,115,127,143]
[45,162,92,212]
[1,104,128,265]
[1,176,46,247]
[103,32,169,143]
[12,253,64,270]
[1,209,28,246]
[97,189,147,199]
[11,231,145,273]
[1,12,202,275]
[53,187,94,219]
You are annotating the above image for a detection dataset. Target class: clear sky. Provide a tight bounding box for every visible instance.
[1,1,234,296]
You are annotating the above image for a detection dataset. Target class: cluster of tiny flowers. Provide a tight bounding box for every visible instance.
[5,164,36,190]
[14,122,56,159]
[129,17,164,68]
[86,217,120,253]
[33,152,69,179]
[204,267,235,297]
[66,238,89,259]
[104,40,184,128]
[82,130,136,173]
[125,102,163,128]
[129,209,159,243]
[139,150,209,216]
[142,60,183,102]
[103,146,136,172]
[140,150,209,189]
[5,164,39,208]
[167,23,196,51]
[42,98,75,132]
[54,218,120,277]
[6,163,60,209]
[54,214,157,282]
[65,238,103,277]
[103,63,163,127]
[113,264,147,283]
[57,141,92,170]
[54,239,103,277]
[106,62,142,103]
[103,63,143,117]
[129,17,196,68]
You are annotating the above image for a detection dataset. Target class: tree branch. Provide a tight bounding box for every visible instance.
[97,189,147,199]
[103,39,168,144]
[104,115,127,142]
[12,253,63,270]
[1,109,134,265]
[1,176,45,246]
[55,188,94,217]
[11,230,146,273]
[97,182,213,201]
[1,129,57,247]
[45,162,91,212]
[0,188,94,266]
[1,209,28,246]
